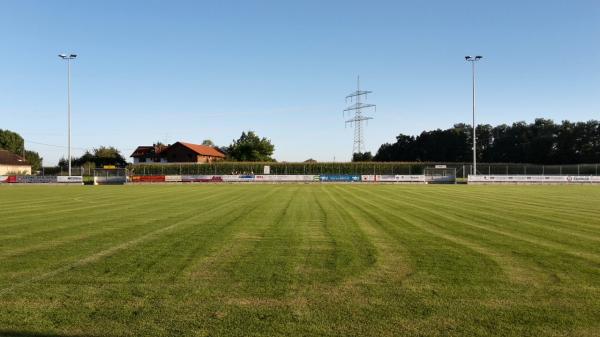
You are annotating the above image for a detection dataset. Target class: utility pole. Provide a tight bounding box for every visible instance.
[465,56,482,175]
[59,53,77,176]
[344,76,376,157]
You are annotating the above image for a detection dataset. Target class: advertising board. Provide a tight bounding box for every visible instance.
[320,175,360,182]
[468,175,600,184]
[181,175,223,182]
[56,176,84,184]
[131,176,165,183]
[254,175,319,182]
[16,176,57,183]
[361,175,426,183]
[0,176,18,183]
[221,175,255,182]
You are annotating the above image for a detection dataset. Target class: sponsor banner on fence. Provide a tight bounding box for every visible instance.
[254,175,319,182]
[468,175,600,183]
[0,176,9,183]
[56,176,84,184]
[131,175,165,183]
[16,176,58,183]
[165,175,182,182]
[361,175,427,182]
[221,175,255,182]
[320,175,361,182]
[180,175,223,182]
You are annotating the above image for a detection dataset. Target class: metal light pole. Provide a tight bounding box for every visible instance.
[58,53,77,176]
[465,55,482,175]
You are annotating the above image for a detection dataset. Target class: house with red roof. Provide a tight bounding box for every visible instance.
[130,144,168,164]
[130,142,226,164]
[0,149,31,174]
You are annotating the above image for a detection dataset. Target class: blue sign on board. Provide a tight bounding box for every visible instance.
[319,175,360,182]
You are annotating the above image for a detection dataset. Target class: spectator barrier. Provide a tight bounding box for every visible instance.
[320,175,361,182]
[361,175,427,183]
[0,175,83,184]
[468,175,600,184]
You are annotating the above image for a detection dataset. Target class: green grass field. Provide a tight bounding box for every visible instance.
[1,184,599,337]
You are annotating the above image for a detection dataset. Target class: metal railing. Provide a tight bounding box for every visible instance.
[126,162,600,177]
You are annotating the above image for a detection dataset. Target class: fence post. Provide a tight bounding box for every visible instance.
[578,165,580,176]
[542,165,545,176]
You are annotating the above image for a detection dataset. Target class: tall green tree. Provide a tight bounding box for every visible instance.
[0,129,25,154]
[352,152,373,162]
[63,146,127,168]
[24,151,43,172]
[227,131,275,161]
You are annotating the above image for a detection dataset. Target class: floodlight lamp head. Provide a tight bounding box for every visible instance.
[59,53,77,60]
[465,56,472,60]
[475,55,482,59]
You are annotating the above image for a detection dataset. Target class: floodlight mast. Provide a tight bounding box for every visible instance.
[465,55,482,175]
[344,76,376,156]
[58,53,77,176]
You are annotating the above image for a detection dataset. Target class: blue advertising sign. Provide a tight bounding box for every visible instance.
[319,175,361,182]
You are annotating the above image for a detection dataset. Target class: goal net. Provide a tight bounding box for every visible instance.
[424,167,457,184]
[93,168,127,185]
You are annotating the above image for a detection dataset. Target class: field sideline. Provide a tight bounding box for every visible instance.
[1,185,599,337]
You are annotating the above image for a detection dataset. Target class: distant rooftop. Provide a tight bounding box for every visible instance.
[0,149,30,166]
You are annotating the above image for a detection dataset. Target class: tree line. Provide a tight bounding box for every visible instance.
[367,119,600,164]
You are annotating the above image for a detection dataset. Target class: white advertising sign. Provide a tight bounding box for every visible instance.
[221,175,255,182]
[361,175,426,182]
[165,175,182,182]
[56,176,84,184]
[254,175,318,182]
[468,175,600,184]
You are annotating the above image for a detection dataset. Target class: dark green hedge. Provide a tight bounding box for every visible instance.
[129,162,428,175]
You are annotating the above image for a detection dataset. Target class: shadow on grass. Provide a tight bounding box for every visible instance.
[0,331,110,337]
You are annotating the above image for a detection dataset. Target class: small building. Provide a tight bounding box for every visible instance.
[160,142,226,163]
[130,144,168,164]
[0,149,31,175]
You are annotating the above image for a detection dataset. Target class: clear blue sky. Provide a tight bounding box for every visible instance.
[1,0,598,165]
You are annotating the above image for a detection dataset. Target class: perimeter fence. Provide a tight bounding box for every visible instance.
[128,162,600,178]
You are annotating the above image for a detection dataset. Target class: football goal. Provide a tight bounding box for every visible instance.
[93,167,127,185]
[424,166,457,184]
